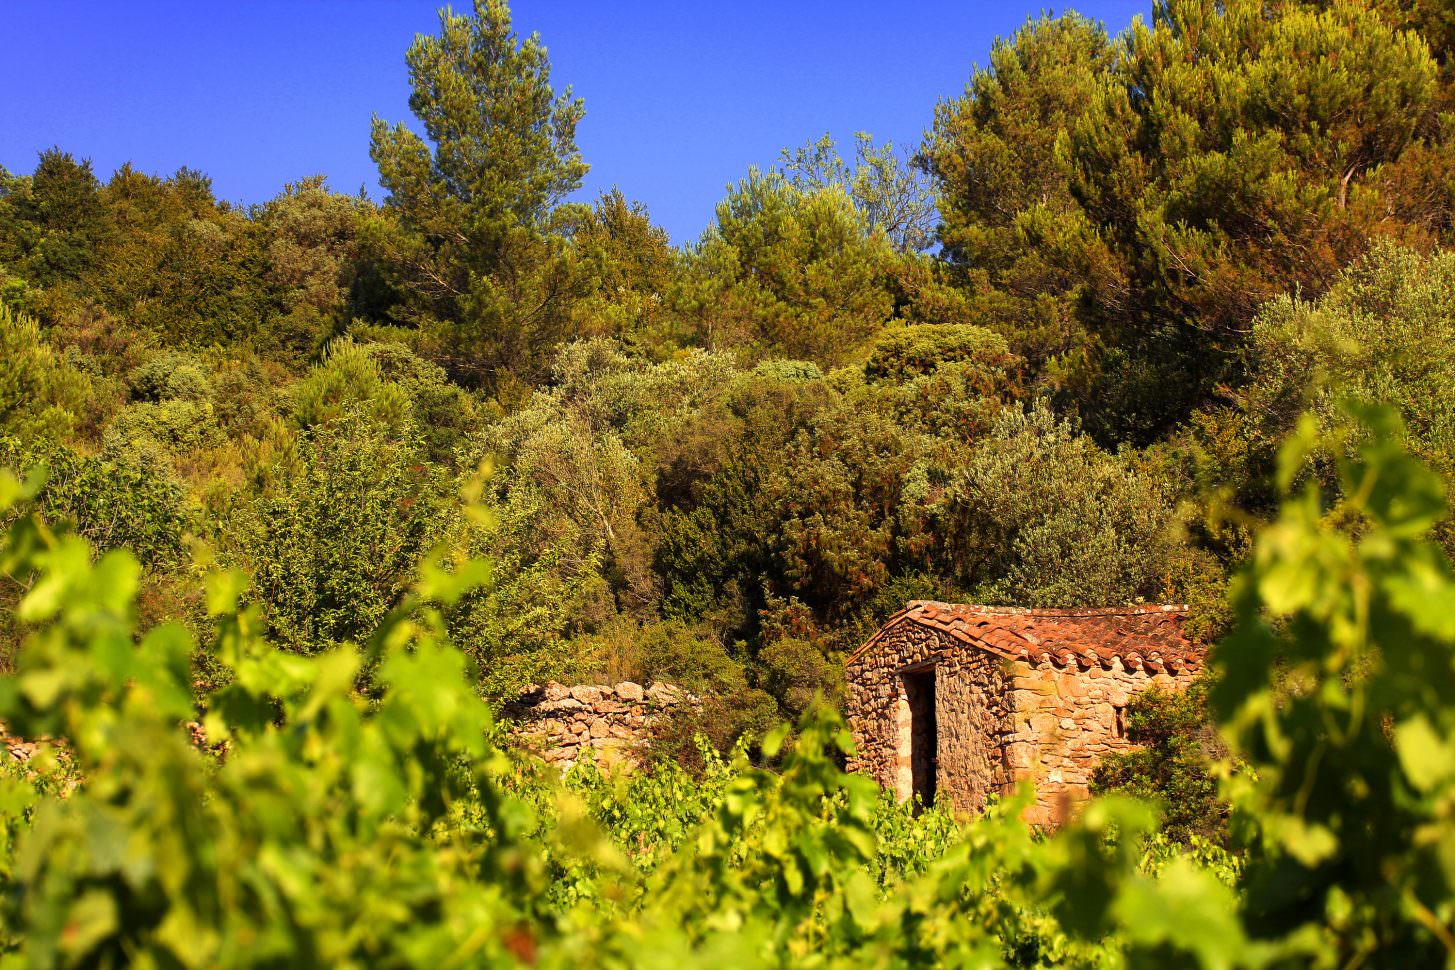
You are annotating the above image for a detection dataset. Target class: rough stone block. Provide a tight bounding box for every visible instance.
[647,683,682,705]
[570,686,604,704]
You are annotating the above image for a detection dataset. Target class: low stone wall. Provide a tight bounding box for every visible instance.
[503,681,694,772]
[1,726,46,766]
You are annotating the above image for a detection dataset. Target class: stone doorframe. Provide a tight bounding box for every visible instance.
[894,658,938,805]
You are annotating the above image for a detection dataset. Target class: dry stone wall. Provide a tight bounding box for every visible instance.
[503,681,695,772]
[0,725,47,766]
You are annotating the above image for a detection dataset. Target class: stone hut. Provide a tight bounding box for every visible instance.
[845,601,1204,827]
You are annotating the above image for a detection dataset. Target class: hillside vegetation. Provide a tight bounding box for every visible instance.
[2,0,1455,963]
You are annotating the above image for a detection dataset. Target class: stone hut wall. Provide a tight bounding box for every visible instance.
[503,681,694,772]
[847,626,1194,826]
[845,624,1012,815]
[1004,660,1185,827]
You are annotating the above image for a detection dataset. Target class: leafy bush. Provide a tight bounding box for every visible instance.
[0,302,93,444]
[295,338,483,462]
[864,322,1011,381]
[0,438,188,569]
[103,398,223,463]
[578,616,744,697]
[945,402,1181,606]
[224,416,446,653]
[1237,243,1455,550]
[1091,678,1228,846]
[128,351,212,403]
[757,636,841,718]
[292,337,413,434]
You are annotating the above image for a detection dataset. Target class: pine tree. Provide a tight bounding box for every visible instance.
[684,169,895,365]
[924,0,1453,444]
[369,0,589,388]
[0,149,114,289]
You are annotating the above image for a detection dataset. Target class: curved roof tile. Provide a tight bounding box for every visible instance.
[847,600,1205,673]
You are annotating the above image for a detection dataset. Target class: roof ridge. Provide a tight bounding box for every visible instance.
[906,599,1187,617]
[848,600,1203,671]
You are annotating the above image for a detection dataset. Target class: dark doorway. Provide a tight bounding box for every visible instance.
[901,667,937,808]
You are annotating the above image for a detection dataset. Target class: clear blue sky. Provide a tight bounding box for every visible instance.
[1,1,1148,244]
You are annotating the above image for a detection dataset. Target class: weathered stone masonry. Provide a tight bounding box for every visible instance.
[845,602,1204,827]
[504,681,695,772]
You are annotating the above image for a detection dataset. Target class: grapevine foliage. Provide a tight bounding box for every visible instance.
[0,405,1452,966]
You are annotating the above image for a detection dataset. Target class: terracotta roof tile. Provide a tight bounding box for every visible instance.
[848,601,1205,674]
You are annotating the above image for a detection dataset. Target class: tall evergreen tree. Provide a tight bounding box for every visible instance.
[924,0,1453,443]
[683,169,896,365]
[95,165,271,352]
[369,0,589,388]
[568,189,681,346]
[0,149,113,289]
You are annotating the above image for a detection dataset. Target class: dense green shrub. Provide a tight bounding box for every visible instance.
[0,302,93,444]
[576,616,744,697]
[945,402,1181,606]
[757,636,841,718]
[103,398,223,463]
[292,337,413,434]
[127,351,212,404]
[1091,678,1228,846]
[1229,243,1455,551]
[864,322,1011,381]
[225,416,446,653]
[0,438,188,569]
